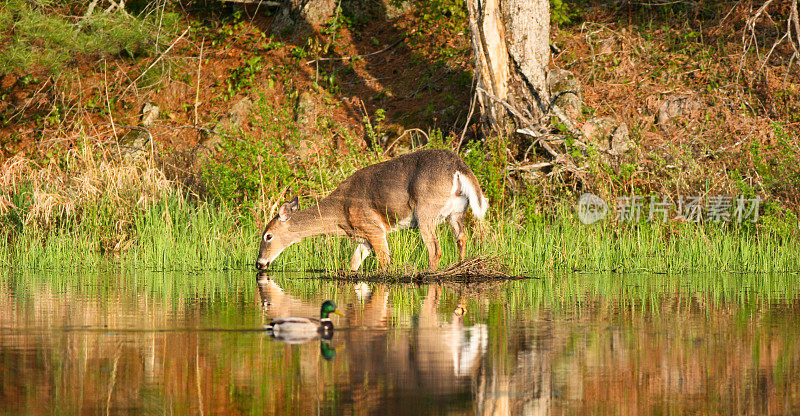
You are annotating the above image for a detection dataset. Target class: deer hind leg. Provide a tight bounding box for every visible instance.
[449,212,467,261]
[418,218,442,270]
[350,242,372,272]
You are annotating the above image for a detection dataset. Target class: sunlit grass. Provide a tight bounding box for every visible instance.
[2,151,798,273]
[2,195,799,274]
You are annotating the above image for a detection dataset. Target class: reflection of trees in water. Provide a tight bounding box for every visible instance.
[0,283,240,414]
[1,281,800,414]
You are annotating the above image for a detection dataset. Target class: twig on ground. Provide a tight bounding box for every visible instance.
[82,0,100,21]
[103,61,119,146]
[306,37,405,65]
[507,161,554,172]
[223,0,281,5]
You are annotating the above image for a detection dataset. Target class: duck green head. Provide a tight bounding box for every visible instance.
[320,300,343,319]
[320,341,336,361]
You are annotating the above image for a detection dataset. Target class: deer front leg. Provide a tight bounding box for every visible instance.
[449,212,467,261]
[347,205,392,270]
[419,220,442,270]
[365,233,391,269]
[350,242,372,271]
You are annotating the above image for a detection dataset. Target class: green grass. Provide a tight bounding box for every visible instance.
[2,192,799,274]
[0,0,180,74]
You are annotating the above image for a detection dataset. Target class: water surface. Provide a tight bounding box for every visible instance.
[1,270,799,414]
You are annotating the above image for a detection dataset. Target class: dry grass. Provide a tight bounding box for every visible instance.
[0,145,178,233]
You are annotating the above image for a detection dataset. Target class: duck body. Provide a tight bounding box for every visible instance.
[266,317,334,343]
[265,300,341,344]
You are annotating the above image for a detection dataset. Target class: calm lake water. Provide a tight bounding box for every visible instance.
[1,270,799,415]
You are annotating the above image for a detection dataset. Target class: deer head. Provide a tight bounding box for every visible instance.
[256,197,300,270]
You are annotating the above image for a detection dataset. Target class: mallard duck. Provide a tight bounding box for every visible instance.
[265,300,344,343]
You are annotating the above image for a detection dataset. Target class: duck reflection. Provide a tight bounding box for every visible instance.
[319,340,337,361]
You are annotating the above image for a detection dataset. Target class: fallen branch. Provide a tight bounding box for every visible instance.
[507,161,553,171]
[306,37,405,65]
[476,86,557,155]
[82,0,100,21]
[95,122,236,140]
[475,86,590,180]
[383,128,429,156]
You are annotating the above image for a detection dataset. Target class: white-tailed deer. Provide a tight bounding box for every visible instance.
[256,149,488,271]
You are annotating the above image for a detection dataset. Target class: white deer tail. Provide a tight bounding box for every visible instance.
[456,171,488,219]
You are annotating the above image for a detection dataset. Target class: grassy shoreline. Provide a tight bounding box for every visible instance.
[1,143,797,274]
[3,194,799,274]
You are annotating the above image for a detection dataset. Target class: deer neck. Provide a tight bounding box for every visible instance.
[287,204,341,239]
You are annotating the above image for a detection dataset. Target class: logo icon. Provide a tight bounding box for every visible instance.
[577,193,608,224]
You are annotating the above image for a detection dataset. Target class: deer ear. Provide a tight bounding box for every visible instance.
[278,197,300,221]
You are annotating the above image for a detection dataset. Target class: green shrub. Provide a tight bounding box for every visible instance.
[462,137,508,213]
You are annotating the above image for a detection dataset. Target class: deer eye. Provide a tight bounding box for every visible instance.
[264,233,273,242]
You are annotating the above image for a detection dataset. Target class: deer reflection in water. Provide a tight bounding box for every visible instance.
[3,274,795,414]
[256,275,489,400]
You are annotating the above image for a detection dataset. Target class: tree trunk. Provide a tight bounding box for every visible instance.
[467,0,550,135]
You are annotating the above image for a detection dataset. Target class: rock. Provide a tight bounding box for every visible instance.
[131,102,159,149]
[294,92,331,157]
[296,91,318,128]
[342,0,412,22]
[219,97,253,132]
[140,102,159,125]
[581,117,633,155]
[272,0,337,36]
[120,102,159,158]
[301,0,337,28]
[548,69,582,122]
[297,139,316,158]
[609,122,631,156]
[383,0,413,20]
[194,97,253,162]
[295,90,329,143]
[656,94,701,129]
[581,117,616,151]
